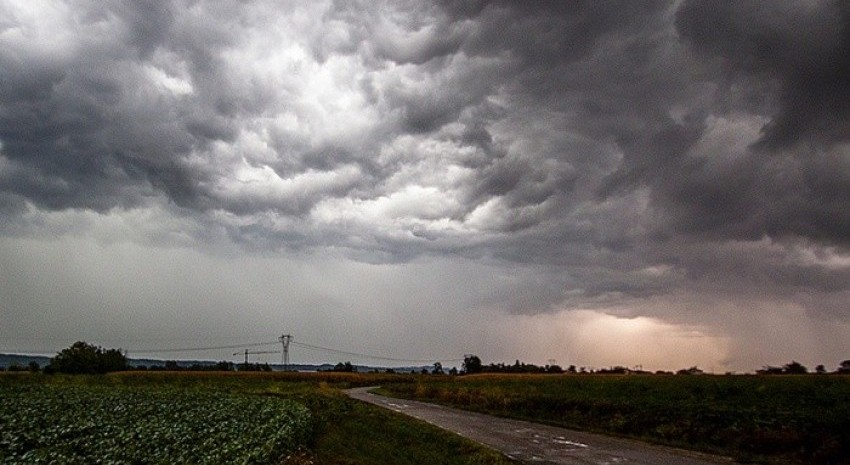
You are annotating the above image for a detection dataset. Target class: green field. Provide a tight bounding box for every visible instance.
[0,372,515,465]
[6,372,849,464]
[1,383,310,464]
[379,373,850,465]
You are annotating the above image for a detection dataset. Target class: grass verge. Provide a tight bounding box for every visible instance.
[307,389,515,465]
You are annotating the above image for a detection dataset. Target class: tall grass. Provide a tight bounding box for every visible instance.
[380,374,850,464]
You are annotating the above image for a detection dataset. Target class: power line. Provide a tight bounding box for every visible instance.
[128,341,279,354]
[8,337,462,364]
[291,340,463,363]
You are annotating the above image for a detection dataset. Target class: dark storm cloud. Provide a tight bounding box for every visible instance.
[576,0,850,253]
[444,1,846,311]
[676,0,850,148]
[654,0,850,249]
[0,1,295,215]
[0,1,201,211]
[1,0,848,321]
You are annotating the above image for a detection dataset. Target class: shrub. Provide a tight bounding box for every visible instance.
[47,341,128,374]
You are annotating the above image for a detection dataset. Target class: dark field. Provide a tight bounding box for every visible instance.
[0,372,512,465]
[379,373,850,464]
[4,371,849,464]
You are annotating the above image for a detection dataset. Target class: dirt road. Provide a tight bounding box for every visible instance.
[346,387,732,465]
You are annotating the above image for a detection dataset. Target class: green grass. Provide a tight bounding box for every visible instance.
[307,389,514,465]
[378,374,850,465]
[0,372,516,465]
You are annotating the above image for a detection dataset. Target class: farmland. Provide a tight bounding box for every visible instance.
[1,382,310,464]
[379,373,850,464]
[0,372,514,465]
[5,371,850,464]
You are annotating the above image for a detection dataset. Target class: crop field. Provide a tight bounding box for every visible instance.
[379,373,850,464]
[0,382,311,464]
[0,372,514,465]
[8,371,848,465]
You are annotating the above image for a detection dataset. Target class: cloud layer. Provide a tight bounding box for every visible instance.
[1,1,848,370]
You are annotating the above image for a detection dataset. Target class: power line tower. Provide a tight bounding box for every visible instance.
[279,334,293,371]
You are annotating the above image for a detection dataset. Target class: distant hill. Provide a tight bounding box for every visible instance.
[1,353,428,373]
[0,353,51,369]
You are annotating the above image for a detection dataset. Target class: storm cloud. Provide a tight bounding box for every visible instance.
[1,0,848,371]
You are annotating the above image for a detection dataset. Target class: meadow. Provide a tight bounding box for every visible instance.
[379,373,850,465]
[0,372,514,465]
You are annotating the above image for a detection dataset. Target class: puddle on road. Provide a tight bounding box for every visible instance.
[597,457,627,464]
[386,402,411,412]
[553,438,589,448]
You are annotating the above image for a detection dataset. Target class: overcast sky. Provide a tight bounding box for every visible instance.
[1,0,848,372]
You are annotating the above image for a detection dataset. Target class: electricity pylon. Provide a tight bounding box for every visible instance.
[279,334,293,371]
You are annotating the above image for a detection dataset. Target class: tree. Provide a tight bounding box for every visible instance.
[783,361,808,374]
[7,363,24,372]
[214,361,235,371]
[462,355,482,374]
[48,341,128,374]
[815,364,826,374]
[432,362,444,375]
[838,360,850,374]
[757,365,784,375]
[677,366,704,375]
[333,361,354,372]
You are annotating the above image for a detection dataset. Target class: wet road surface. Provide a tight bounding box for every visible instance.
[346,387,732,465]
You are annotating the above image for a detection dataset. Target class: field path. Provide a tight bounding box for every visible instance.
[346,387,732,465]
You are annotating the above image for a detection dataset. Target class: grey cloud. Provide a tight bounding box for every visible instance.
[676,0,850,148]
[110,1,176,58]
[328,1,470,66]
[3,1,850,372]
[450,1,670,64]
[0,2,194,211]
[0,0,847,327]
[637,122,850,249]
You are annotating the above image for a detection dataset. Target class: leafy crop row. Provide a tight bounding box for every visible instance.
[0,383,311,464]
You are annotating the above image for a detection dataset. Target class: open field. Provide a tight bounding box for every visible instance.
[0,372,514,465]
[6,371,850,464]
[378,373,850,465]
[1,383,310,464]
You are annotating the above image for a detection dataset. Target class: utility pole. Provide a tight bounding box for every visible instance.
[279,334,292,371]
[234,349,277,365]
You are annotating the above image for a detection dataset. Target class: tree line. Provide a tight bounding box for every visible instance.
[458,355,850,376]
[6,341,271,374]
[6,343,850,376]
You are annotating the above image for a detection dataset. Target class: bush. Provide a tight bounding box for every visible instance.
[47,341,128,374]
